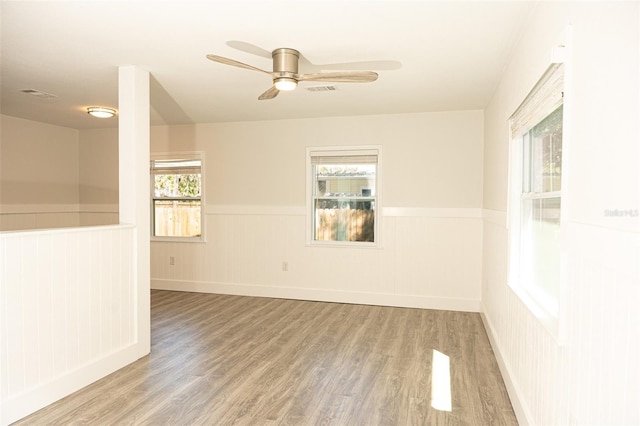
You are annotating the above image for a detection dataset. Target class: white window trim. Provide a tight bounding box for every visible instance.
[305,145,382,248]
[507,62,568,344]
[508,134,561,326]
[151,151,205,243]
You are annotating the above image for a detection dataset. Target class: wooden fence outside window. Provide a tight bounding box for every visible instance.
[154,200,201,237]
[315,201,374,242]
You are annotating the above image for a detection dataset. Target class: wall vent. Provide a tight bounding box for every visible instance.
[20,89,57,99]
[306,85,337,92]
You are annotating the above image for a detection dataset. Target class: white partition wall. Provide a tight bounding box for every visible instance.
[0,225,138,424]
[0,66,151,425]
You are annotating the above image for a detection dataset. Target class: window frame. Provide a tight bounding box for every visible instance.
[306,145,382,248]
[150,151,205,243]
[507,62,566,340]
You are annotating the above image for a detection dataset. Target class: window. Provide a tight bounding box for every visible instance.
[509,64,564,320]
[307,147,380,246]
[151,153,203,240]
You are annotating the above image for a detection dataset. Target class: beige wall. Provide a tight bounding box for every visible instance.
[0,115,119,229]
[2,109,483,226]
[78,128,119,226]
[152,110,484,208]
[482,2,639,425]
[79,128,119,206]
[0,115,79,207]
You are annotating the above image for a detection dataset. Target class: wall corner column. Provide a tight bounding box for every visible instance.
[118,65,150,355]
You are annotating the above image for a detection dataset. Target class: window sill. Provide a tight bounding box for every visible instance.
[307,241,380,249]
[151,236,206,243]
[509,282,564,345]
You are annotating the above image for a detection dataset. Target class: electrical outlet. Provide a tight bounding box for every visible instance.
[282,261,288,272]
[170,256,175,266]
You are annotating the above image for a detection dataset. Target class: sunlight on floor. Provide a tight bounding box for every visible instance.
[431,349,452,412]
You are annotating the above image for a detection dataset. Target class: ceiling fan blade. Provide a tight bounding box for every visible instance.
[226,41,272,59]
[297,71,378,83]
[299,55,401,72]
[258,86,279,100]
[206,54,270,74]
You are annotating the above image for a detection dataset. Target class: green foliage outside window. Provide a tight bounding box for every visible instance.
[154,174,201,198]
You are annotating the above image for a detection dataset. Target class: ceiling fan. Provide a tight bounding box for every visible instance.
[206,48,378,100]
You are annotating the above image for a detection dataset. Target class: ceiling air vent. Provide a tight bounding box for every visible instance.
[20,89,57,99]
[306,85,337,92]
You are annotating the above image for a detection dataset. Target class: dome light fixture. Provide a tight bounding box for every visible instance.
[87,107,116,118]
[274,77,297,92]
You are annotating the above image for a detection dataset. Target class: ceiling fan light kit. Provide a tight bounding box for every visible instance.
[206,46,378,100]
[274,77,297,91]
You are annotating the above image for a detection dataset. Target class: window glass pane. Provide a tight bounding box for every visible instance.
[520,196,561,304]
[151,155,202,239]
[151,159,201,173]
[312,160,376,243]
[154,200,201,237]
[529,105,563,193]
[314,199,375,242]
[314,164,375,197]
[154,174,201,198]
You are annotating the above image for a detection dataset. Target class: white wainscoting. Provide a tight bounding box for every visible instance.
[0,204,118,232]
[0,224,141,425]
[481,209,640,425]
[151,206,483,312]
[0,212,80,231]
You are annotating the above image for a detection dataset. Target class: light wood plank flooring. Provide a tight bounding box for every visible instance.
[15,290,517,425]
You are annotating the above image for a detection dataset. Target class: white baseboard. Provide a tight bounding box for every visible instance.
[480,304,534,426]
[1,343,148,426]
[151,279,481,312]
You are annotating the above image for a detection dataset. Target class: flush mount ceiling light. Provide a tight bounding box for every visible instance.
[87,107,116,118]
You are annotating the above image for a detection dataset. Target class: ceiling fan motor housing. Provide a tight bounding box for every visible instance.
[272,48,299,76]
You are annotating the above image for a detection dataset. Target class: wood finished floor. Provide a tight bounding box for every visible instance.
[15,290,517,425]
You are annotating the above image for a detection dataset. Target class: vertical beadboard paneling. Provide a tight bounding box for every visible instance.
[100,229,114,353]
[77,229,94,365]
[79,212,119,227]
[89,229,102,359]
[2,236,25,396]
[50,232,66,376]
[482,216,640,425]
[23,235,42,389]
[118,229,134,345]
[40,234,56,380]
[0,213,80,231]
[0,214,35,231]
[36,213,80,230]
[0,225,138,425]
[0,212,118,232]
[65,231,80,369]
[151,207,483,311]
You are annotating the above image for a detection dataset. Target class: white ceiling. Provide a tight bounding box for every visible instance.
[1,0,535,129]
